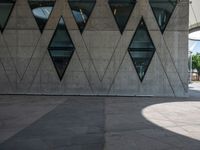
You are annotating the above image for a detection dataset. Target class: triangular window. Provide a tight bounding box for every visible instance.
[68,0,96,33]
[0,0,15,33]
[109,0,136,34]
[149,0,177,33]
[28,0,55,33]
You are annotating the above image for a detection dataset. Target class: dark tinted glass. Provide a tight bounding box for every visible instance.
[128,18,155,81]
[48,17,75,80]
[28,0,55,33]
[0,0,15,33]
[68,0,96,33]
[129,21,154,49]
[109,0,136,34]
[149,0,177,33]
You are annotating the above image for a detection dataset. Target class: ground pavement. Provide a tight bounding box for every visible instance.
[0,83,200,150]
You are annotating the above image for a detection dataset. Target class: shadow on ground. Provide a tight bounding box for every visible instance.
[0,96,200,150]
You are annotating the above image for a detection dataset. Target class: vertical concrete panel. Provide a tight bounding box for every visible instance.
[139,53,174,97]
[6,0,38,30]
[2,0,41,93]
[4,30,40,79]
[109,53,140,96]
[164,31,188,91]
[0,59,13,94]
[31,51,92,95]
[0,35,17,90]
[86,0,118,31]
[101,2,141,94]
[102,31,134,92]
[70,31,102,94]
[61,53,93,95]
[165,0,189,32]
[110,53,174,97]
[83,31,121,80]
[19,31,53,93]
[37,52,61,94]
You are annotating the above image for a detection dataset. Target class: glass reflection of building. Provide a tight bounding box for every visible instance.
[28,0,55,32]
[68,0,96,33]
[149,0,177,33]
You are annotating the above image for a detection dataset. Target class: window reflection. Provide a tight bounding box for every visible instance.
[109,0,136,33]
[149,0,177,33]
[128,19,155,81]
[129,23,155,49]
[48,17,75,80]
[0,0,15,33]
[28,0,55,33]
[129,51,154,80]
[68,0,96,33]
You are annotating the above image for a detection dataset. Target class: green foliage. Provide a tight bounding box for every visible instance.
[192,53,200,75]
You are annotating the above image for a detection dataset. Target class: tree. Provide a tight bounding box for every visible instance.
[192,53,200,80]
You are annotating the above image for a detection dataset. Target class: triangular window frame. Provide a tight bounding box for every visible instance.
[0,0,16,33]
[149,0,177,34]
[108,0,136,34]
[28,0,55,33]
[68,0,96,34]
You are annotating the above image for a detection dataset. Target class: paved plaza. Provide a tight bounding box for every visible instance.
[189,82,200,97]
[0,83,200,150]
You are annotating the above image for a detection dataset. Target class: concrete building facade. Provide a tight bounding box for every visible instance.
[0,0,189,97]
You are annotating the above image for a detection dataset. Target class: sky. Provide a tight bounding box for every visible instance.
[189,31,200,54]
[189,40,200,54]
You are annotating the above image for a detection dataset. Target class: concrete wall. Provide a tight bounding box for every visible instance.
[0,0,189,97]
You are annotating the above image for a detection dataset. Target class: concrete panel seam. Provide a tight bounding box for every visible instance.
[82,35,101,82]
[163,36,187,92]
[155,51,175,96]
[27,50,48,91]
[101,35,122,82]
[20,34,42,82]
[0,57,14,90]
[75,50,94,94]
[2,34,20,79]
[107,50,129,95]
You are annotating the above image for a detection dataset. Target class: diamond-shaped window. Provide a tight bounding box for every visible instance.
[68,0,96,34]
[149,0,177,33]
[48,17,75,80]
[109,0,136,34]
[128,18,155,81]
[0,0,15,33]
[28,0,55,33]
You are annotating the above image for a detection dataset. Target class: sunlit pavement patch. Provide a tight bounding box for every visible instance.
[142,102,200,141]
